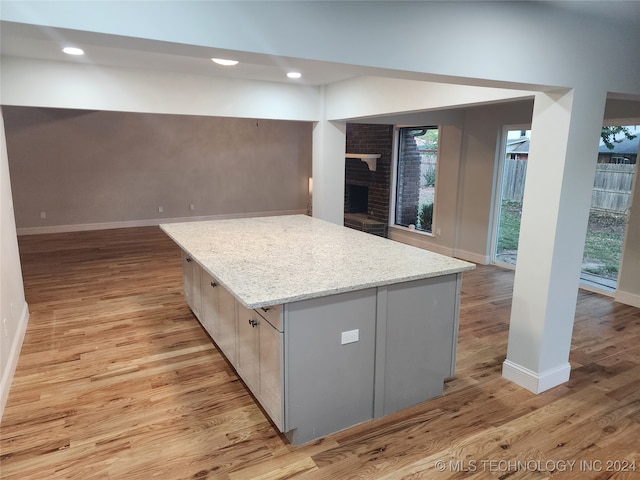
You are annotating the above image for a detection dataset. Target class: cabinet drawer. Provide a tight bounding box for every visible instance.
[255,304,282,331]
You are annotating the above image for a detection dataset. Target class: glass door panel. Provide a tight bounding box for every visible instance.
[493,129,530,267]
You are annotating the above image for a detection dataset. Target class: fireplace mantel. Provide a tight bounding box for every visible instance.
[346,153,381,172]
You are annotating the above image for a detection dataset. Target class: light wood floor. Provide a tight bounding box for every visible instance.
[2,226,640,479]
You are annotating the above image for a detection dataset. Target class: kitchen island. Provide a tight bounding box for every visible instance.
[161,214,474,444]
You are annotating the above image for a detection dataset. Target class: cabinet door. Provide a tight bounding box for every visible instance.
[381,274,458,416]
[235,304,284,431]
[182,251,202,319]
[200,271,220,338]
[236,304,260,394]
[216,285,237,365]
[259,317,283,430]
[284,289,377,444]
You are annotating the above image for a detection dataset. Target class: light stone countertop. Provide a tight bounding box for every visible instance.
[160,215,475,309]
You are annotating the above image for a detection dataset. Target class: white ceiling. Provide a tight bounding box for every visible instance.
[2,19,638,124]
[0,21,373,86]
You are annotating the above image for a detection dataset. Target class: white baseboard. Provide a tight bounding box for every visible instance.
[614,290,640,308]
[387,227,455,257]
[386,228,489,265]
[502,359,571,394]
[0,302,29,420]
[453,249,490,265]
[16,210,307,235]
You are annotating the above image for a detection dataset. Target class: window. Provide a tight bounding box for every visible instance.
[394,127,438,233]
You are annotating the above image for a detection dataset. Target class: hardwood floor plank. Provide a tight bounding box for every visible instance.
[2,226,639,479]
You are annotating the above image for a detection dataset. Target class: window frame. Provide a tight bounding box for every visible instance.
[390,125,440,236]
[490,125,531,270]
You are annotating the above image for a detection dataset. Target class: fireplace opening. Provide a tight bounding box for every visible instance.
[347,185,369,214]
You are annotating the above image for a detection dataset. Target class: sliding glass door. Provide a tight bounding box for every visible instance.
[581,125,638,289]
[492,128,530,268]
[492,125,638,291]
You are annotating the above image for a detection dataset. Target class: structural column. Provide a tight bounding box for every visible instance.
[503,87,607,393]
[312,107,346,225]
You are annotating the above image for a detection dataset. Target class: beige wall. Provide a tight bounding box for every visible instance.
[390,100,535,263]
[388,98,640,310]
[455,102,536,262]
[4,107,312,232]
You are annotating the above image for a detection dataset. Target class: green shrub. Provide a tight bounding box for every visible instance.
[422,165,436,187]
[418,202,433,232]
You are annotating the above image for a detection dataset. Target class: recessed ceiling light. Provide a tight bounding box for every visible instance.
[63,47,84,56]
[287,72,302,79]
[212,58,239,66]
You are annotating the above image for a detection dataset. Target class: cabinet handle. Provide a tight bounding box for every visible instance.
[248,318,258,328]
[210,281,217,287]
[261,307,270,312]
[186,257,192,263]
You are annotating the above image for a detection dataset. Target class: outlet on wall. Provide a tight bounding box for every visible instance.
[158,206,164,213]
[189,204,195,211]
[341,329,359,345]
[40,211,46,219]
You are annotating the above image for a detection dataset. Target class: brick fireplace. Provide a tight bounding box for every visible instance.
[344,123,393,237]
[347,184,369,213]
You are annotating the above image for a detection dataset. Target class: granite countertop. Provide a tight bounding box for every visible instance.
[160,215,475,309]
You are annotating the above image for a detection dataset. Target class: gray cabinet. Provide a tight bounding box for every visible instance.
[376,275,460,417]
[258,311,283,429]
[180,248,462,445]
[216,285,237,365]
[200,271,219,338]
[200,271,237,365]
[183,257,282,426]
[236,304,260,392]
[236,303,284,430]
[182,251,201,320]
[284,288,377,444]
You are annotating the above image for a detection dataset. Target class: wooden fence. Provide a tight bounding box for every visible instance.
[500,159,528,203]
[501,159,636,214]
